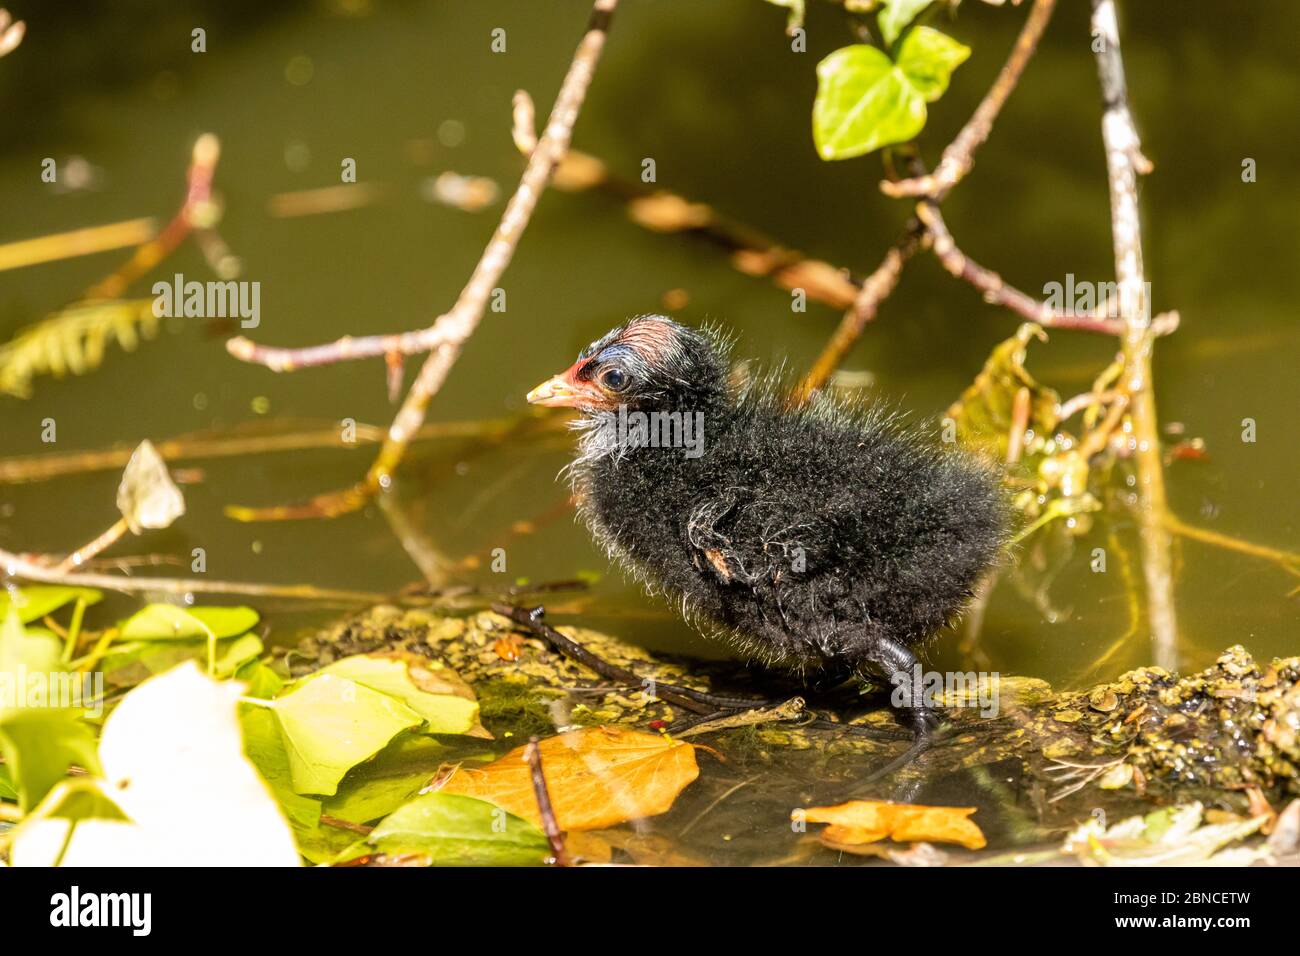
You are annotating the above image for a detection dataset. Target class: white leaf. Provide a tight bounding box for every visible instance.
[116,440,185,533]
[11,662,300,866]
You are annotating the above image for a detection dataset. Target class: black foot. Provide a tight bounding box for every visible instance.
[897,704,945,739]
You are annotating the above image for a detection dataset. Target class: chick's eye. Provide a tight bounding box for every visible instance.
[600,367,630,391]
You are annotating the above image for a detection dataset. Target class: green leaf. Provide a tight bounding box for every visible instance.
[240,705,322,833]
[878,0,934,47]
[235,659,285,699]
[322,735,452,826]
[270,673,424,796]
[0,708,102,812]
[0,609,102,812]
[0,763,18,801]
[323,771,430,827]
[813,45,924,160]
[9,663,301,866]
[813,28,969,160]
[119,604,259,641]
[103,633,264,685]
[0,607,63,683]
[314,653,481,736]
[0,586,101,624]
[896,25,971,101]
[356,792,549,866]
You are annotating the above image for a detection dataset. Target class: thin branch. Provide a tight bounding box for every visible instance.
[882,0,1058,199]
[0,218,157,273]
[524,737,569,866]
[224,0,621,520]
[225,326,454,372]
[491,603,771,715]
[915,200,1179,336]
[84,134,222,300]
[0,546,384,603]
[0,416,544,485]
[1091,0,1177,669]
[795,223,925,399]
[1161,514,1300,579]
[53,518,129,573]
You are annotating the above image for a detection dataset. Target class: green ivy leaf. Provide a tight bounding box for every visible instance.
[347,792,549,866]
[313,653,482,736]
[812,27,970,160]
[0,609,103,812]
[0,607,62,683]
[0,708,102,812]
[235,659,285,699]
[0,585,101,624]
[102,633,264,685]
[270,673,424,796]
[813,45,922,160]
[896,24,971,100]
[119,604,259,640]
[240,705,322,833]
[878,0,935,47]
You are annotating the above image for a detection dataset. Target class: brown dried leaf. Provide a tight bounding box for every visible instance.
[441,726,699,831]
[627,193,714,233]
[801,800,986,850]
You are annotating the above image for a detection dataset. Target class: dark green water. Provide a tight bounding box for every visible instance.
[1,1,1296,713]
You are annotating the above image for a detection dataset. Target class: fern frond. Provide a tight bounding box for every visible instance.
[0,299,160,398]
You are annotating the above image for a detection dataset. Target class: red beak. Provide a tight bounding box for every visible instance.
[526,361,602,408]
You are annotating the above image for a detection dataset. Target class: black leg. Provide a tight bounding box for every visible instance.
[852,632,949,737]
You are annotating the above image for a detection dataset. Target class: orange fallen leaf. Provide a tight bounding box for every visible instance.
[800,800,986,851]
[441,726,699,832]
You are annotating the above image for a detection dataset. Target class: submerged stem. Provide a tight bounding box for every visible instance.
[1091,0,1178,669]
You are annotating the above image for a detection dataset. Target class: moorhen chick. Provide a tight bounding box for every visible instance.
[527,315,1009,735]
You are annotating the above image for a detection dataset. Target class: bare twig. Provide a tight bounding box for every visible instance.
[882,0,1058,199]
[0,218,157,273]
[52,518,129,573]
[1057,388,1120,422]
[915,200,1179,336]
[0,546,384,603]
[1091,0,1178,669]
[1161,514,1300,580]
[796,223,925,399]
[84,134,223,300]
[524,737,569,865]
[492,603,770,715]
[224,0,621,520]
[0,416,545,485]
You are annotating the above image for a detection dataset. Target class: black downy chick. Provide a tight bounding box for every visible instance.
[527,315,1009,735]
